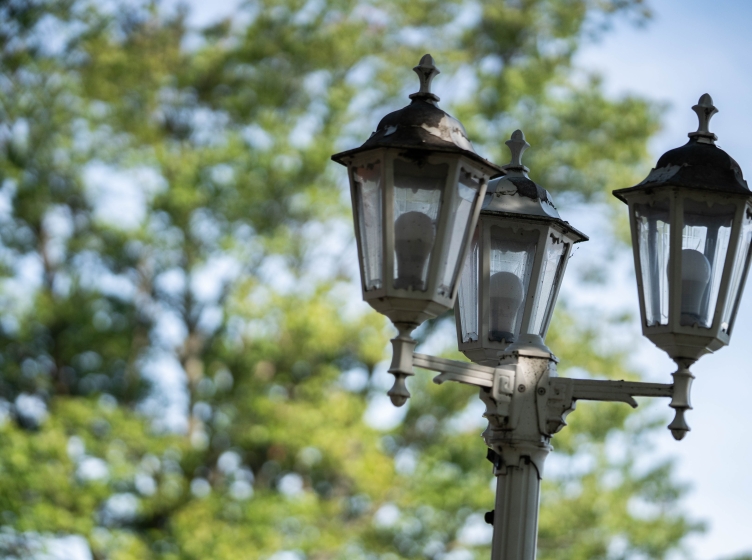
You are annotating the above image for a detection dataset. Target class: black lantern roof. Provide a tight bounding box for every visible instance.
[614,94,750,202]
[331,55,503,176]
[483,130,588,242]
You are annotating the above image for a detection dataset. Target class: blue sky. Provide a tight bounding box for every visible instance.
[575,2,752,558]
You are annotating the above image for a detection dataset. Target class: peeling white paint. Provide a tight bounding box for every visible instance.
[420,115,474,151]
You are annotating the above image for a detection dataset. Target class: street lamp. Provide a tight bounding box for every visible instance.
[614,94,752,357]
[332,54,503,406]
[455,130,588,365]
[333,56,750,560]
[613,95,752,435]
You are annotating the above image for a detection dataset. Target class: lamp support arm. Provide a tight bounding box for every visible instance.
[402,345,694,560]
[544,363,693,441]
[558,378,674,406]
[411,351,692,441]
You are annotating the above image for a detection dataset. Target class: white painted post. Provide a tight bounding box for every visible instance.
[491,455,544,560]
[482,341,555,560]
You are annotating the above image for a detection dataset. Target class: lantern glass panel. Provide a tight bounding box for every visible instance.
[458,227,480,343]
[488,226,538,343]
[438,168,482,297]
[722,207,752,333]
[681,199,735,328]
[635,201,671,326]
[392,158,446,291]
[531,234,569,336]
[353,161,383,291]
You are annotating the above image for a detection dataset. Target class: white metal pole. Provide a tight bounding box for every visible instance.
[491,456,543,560]
[482,340,554,560]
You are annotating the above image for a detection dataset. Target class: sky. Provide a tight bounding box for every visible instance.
[574,2,752,558]
[150,0,752,558]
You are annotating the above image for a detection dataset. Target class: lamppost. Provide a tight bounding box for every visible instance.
[332,57,752,560]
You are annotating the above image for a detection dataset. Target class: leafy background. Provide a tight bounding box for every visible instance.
[0,0,750,559]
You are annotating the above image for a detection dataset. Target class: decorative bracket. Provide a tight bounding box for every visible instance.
[397,345,694,442]
[420,353,495,389]
[416,353,515,423]
[539,376,576,436]
[541,374,694,441]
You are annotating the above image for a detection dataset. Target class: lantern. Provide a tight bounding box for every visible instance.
[332,55,502,404]
[614,94,752,361]
[455,131,588,365]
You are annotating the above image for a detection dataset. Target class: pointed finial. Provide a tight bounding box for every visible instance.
[668,358,694,441]
[386,324,416,407]
[409,54,441,105]
[688,93,718,144]
[502,129,530,175]
[387,374,410,407]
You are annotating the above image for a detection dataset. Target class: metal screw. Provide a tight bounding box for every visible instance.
[537,387,546,396]
[518,384,526,393]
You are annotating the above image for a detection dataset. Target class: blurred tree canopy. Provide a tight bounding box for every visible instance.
[0,0,706,559]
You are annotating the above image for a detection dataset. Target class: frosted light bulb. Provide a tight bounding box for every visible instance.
[680,248,711,326]
[394,211,435,290]
[488,271,524,343]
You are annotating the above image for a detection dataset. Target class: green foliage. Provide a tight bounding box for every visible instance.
[0,0,704,558]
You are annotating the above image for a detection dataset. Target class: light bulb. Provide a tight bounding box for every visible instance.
[488,271,524,343]
[680,248,711,326]
[394,211,435,290]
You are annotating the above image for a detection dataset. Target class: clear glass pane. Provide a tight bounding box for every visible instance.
[531,234,569,336]
[681,199,735,328]
[438,168,482,297]
[457,227,479,343]
[488,226,538,344]
[722,206,752,333]
[393,158,446,291]
[353,161,383,291]
[635,201,671,326]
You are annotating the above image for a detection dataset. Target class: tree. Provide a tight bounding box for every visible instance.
[0,0,707,558]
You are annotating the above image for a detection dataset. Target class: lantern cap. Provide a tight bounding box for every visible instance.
[614,94,749,203]
[331,55,503,177]
[482,130,588,242]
